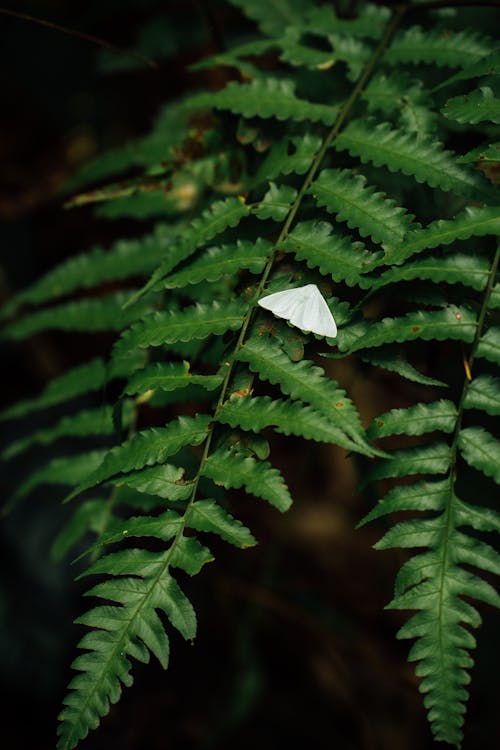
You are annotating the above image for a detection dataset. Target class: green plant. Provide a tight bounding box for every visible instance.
[2,1,500,747]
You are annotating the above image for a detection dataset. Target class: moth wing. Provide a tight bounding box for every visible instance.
[258,287,307,319]
[289,287,337,338]
[258,284,337,338]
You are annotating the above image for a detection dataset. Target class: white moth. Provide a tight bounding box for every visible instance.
[258,283,337,338]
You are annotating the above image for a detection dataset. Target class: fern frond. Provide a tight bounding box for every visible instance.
[14,450,107,502]
[434,49,500,91]
[304,2,391,41]
[367,400,457,439]
[58,534,210,750]
[2,292,147,339]
[227,0,310,36]
[185,78,339,125]
[124,361,223,398]
[310,168,415,249]
[162,239,271,289]
[202,448,292,511]
[113,300,248,359]
[255,134,322,183]
[385,26,494,68]
[111,464,193,502]
[357,479,449,527]
[364,442,452,483]
[278,27,370,80]
[236,335,371,450]
[3,406,115,461]
[51,498,109,562]
[443,86,500,125]
[280,220,380,286]
[255,183,298,221]
[338,307,476,354]
[217,393,365,450]
[66,415,211,501]
[458,141,500,165]
[374,474,500,747]
[0,229,169,320]
[363,71,437,137]
[185,499,257,548]
[362,254,490,293]
[463,374,500,416]
[0,358,106,421]
[127,197,251,305]
[458,427,500,484]
[334,119,496,202]
[382,206,500,265]
[360,348,448,388]
[476,326,500,364]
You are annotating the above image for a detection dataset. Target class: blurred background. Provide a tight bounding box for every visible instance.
[0,2,498,748]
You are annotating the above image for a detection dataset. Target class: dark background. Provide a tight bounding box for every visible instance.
[0,2,498,748]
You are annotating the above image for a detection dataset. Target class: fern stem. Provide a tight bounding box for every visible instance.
[450,243,500,461]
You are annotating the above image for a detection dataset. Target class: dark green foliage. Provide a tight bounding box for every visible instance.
[2,2,500,749]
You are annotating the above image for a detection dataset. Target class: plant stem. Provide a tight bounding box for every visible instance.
[0,7,159,69]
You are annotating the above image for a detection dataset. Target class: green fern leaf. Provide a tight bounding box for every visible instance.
[364,443,452,483]
[360,348,448,388]
[362,254,490,292]
[255,182,297,221]
[127,197,250,305]
[463,375,500,416]
[227,0,310,36]
[66,415,211,501]
[367,400,457,439]
[304,3,390,40]
[457,141,500,165]
[0,229,168,320]
[51,499,109,562]
[337,307,476,354]
[113,300,248,359]
[489,284,500,310]
[124,361,223,398]
[190,39,274,77]
[382,206,500,265]
[385,26,494,68]
[2,292,147,339]
[185,499,257,548]
[435,49,500,91]
[458,427,500,484]
[278,26,370,80]
[217,393,366,452]
[362,71,437,137]
[202,447,292,511]
[84,510,184,554]
[236,336,370,449]
[186,78,339,125]
[454,495,500,533]
[357,479,449,527]
[58,543,204,750]
[310,168,415,249]
[255,134,322,183]
[162,239,271,289]
[0,358,106,421]
[14,450,107,502]
[476,326,500,364]
[280,220,380,286]
[334,119,496,203]
[443,86,500,125]
[3,406,115,461]
[111,464,193,502]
